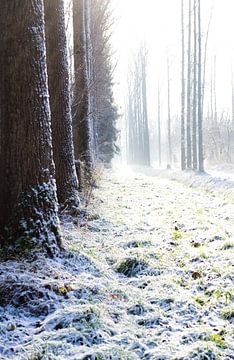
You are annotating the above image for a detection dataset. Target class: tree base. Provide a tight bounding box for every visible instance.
[0,180,62,259]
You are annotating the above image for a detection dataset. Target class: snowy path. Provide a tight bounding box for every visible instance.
[0,168,234,359]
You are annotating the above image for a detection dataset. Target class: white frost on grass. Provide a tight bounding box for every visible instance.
[0,167,233,359]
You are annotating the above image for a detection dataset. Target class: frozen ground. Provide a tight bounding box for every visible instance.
[0,167,234,359]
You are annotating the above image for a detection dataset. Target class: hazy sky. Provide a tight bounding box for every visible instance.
[111,0,234,128]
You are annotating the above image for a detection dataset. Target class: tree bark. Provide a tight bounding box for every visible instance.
[141,50,151,166]
[73,0,93,181]
[192,0,198,170]
[231,73,234,162]
[186,0,192,169]
[167,58,172,166]
[181,0,186,170]
[157,85,162,167]
[44,0,80,210]
[213,56,218,125]
[0,0,62,256]
[197,0,204,172]
[232,73,234,128]
[201,5,213,119]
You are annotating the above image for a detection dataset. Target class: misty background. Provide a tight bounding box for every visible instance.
[111,0,234,168]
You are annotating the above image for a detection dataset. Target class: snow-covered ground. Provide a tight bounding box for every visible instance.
[0,167,233,359]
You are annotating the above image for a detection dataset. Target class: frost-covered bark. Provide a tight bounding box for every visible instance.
[0,0,62,256]
[44,0,80,210]
[73,0,93,177]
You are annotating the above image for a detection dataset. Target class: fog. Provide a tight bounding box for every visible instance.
[111,0,234,168]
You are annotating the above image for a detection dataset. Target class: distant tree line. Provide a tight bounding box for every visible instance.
[180,0,234,170]
[126,44,150,167]
[181,0,203,172]
[125,0,234,172]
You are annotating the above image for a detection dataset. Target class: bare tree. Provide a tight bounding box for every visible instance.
[141,46,151,166]
[213,56,218,125]
[231,73,234,162]
[232,72,234,127]
[157,85,162,167]
[197,0,204,172]
[126,45,150,166]
[167,58,172,166]
[186,0,192,169]
[73,0,93,185]
[201,3,213,119]
[192,0,198,170]
[181,0,186,170]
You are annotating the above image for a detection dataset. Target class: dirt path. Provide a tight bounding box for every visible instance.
[1,168,233,359]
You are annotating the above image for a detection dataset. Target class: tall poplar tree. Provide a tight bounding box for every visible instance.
[73,0,93,181]
[192,0,198,170]
[181,0,186,170]
[186,0,192,169]
[157,86,162,167]
[44,0,80,211]
[167,58,172,166]
[90,0,119,164]
[197,0,204,172]
[0,0,61,256]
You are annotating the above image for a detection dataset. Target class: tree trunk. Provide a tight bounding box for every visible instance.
[186,0,192,169]
[44,0,80,210]
[192,0,198,170]
[0,0,62,256]
[157,85,162,167]
[141,52,151,166]
[232,73,234,128]
[201,4,213,119]
[167,58,172,166]
[213,56,218,125]
[210,67,214,121]
[127,91,134,164]
[73,0,93,183]
[181,0,186,170]
[84,0,96,160]
[231,73,234,162]
[197,0,204,172]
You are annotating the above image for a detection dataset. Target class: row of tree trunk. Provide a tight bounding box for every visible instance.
[0,0,117,257]
[125,1,205,172]
[181,0,204,172]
